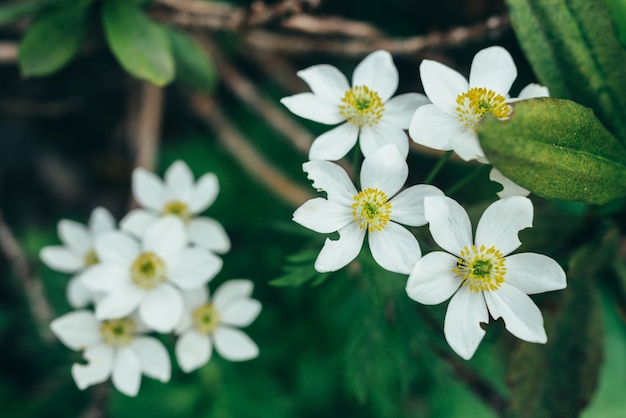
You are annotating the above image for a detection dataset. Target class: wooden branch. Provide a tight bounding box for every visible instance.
[126,81,164,172]
[189,94,314,207]
[0,42,18,64]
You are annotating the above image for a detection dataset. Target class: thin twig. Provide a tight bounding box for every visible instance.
[280,13,382,37]
[0,97,81,117]
[126,81,164,172]
[0,42,18,64]
[0,212,55,343]
[189,94,313,207]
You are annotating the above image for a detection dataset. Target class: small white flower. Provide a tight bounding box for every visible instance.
[409,46,517,162]
[50,310,170,397]
[293,144,443,274]
[406,195,567,360]
[281,50,429,160]
[121,160,230,254]
[40,207,115,308]
[81,216,223,332]
[175,280,261,372]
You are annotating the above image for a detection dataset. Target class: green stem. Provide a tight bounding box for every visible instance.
[423,150,453,184]
[446,165,490,195]
[351,146,361,179]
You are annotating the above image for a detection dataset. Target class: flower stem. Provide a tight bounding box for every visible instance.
[423,150,453,184]
[351,146,361,180]
[446,165,490,195]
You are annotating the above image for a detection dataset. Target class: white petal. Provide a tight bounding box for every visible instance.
[368,222,421,274]
[139,284,183,332]
[308,122,359,161]
[132,167,168,212]
[489,167,530,199]
[168,248,222,289]
[50,310,102,350]
[302,160,357,206]
[424,195,472,256]
[95,231,139,267]
[469,46,517,95]
[80,263,128,292]
[504,253,567,294]
[360,144,407,197]
[484,283,547,343]
[67,274,93,308]
[58,220,91,252]
[390,184,444,226]
[213,280,253,312]
[142,216,187,259]
[359,123,409,158]
[95,284,144,319]
[165,160,194,202]
[280,93,344,125]
[220,299,262,327]
[176,330,212,372]
[190,172,219,213]
[383,93,430,129]
[475,196,533,255]
[89,207,116,237]
[444,286,488,360]
[71,343,113,389]
[420,59,469,115]
[516,83,549,100]
[213,327,259,361]
[130,336,171,382]
[187,217,231,253]
[314,222,365,272]
[119,210,158,239]
[181,286,209,312]
[409,104,463,151]
[112,347,142,397]
[297,64,350,104]
[449,128,485,161]
[40,246,83,273]
[352,50,398,102]
[406,252,462,305]
[292,198,353,234]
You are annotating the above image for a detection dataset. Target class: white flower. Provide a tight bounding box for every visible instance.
[50,310,170,397]
[489,82,550,198]
[40,207,115,308]
[121,160,230,254]
[293,144,443,274]
[175,280,261,372]
[81,216,223,332]
[281,50,429,161]
[409,46,517,162]
[406,195,567,360]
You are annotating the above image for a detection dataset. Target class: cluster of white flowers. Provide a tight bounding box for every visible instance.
[43,161,261,396]
[284,47,566,360]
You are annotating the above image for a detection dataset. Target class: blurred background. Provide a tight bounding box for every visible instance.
[0,0,624,417]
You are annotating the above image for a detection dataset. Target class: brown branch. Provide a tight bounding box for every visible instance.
[0,42,18,64]
[125,81,164,172]
[189,94,313,207]
[0,212,55,344]
[281,14,382,37]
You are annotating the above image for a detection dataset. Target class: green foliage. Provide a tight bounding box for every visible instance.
[271,249,330,287]
[505,0,626,142]
[479,98,626,205]
[18,1,91,77]
[102,0,175,86]
[605,0,626,46]
[0,0,44,27]
[168,29,217,92]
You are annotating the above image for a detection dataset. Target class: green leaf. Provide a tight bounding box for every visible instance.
[605,0,626,46]
[168,29,217,92]
[0,0,44,28]
[270,250,330,287]
[505,0,626,143]
[479,98,626,205]
[102,0,175,86]
[18,2,90,77]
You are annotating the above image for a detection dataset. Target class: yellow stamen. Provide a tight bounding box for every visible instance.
[100,317,136,347]
[192,303,220,335]
[339,85,385,127]
[84,248,99,267]
[130,252,167,290]
[456,87,511,131]
[352,188,392,232]
[162,200,192,223]
[453,244,506,292]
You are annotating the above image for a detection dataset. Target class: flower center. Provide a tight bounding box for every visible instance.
[352,188,392,232]
[130,251,167,290]
[84,247,99,267]
[192,303,220,335]
[339,85,385,127]
[455,87,511,131]
[100,317,136,347]
[161,200,192,222]
[453,244,506,292]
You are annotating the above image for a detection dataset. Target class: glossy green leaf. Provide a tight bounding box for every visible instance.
[505,0,626,143]
[18,3,90,77]
[479,98,626,205]
[168,29,217,92]
[102,0,174,86]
